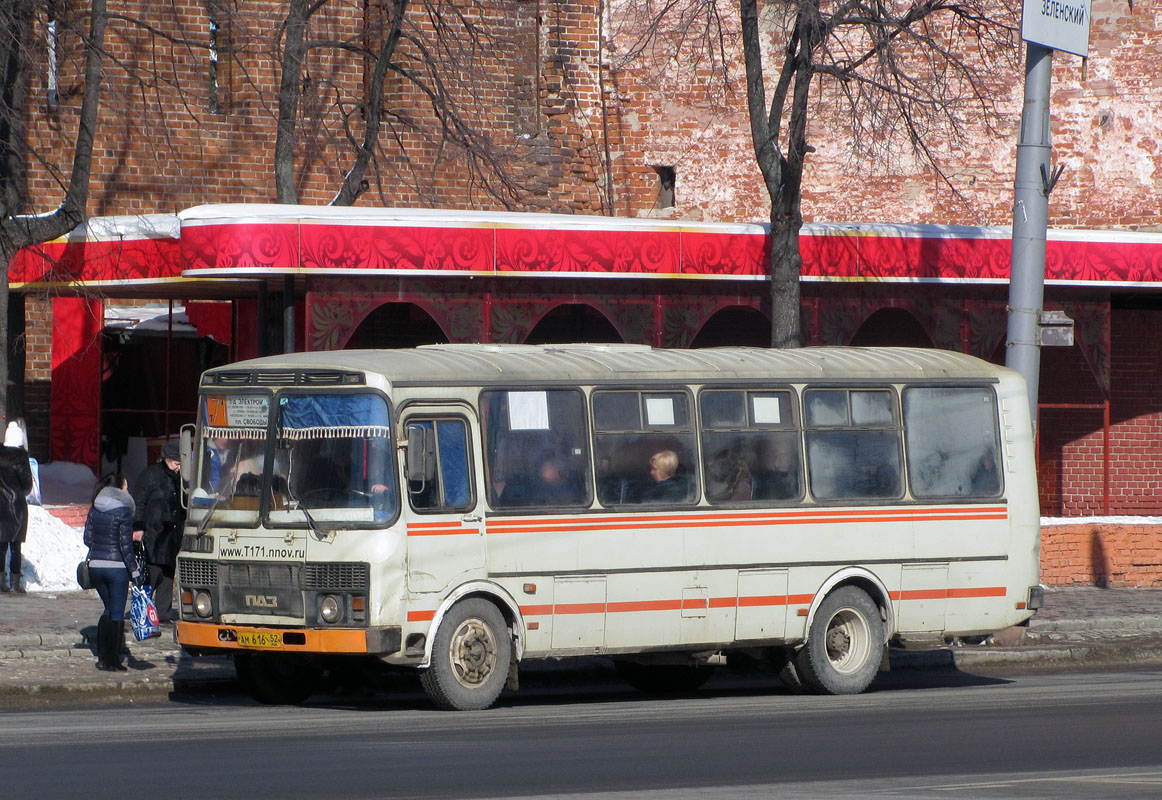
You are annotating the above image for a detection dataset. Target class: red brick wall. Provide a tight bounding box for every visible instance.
[1042,523,1162,586]
[1036,309,1162,517]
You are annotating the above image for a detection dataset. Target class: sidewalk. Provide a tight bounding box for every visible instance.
[2,586,1162,708]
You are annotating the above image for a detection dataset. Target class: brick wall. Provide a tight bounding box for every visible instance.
[1042,522,1162,587]
[1036,308,1162,516]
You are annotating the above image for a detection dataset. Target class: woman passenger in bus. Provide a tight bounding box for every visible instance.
[706,446,752,502]
[640,450,687,503]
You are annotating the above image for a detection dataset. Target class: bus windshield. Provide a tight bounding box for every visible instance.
[190,391,398,528]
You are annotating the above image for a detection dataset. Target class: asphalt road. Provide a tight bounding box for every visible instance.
[4,667,1162,800]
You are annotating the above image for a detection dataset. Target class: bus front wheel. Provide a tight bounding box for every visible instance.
[420,598,511,711]
[795,586,883,695]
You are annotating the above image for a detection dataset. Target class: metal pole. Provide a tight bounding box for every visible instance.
[257,283,268,357]
[1006,42,1053,433]
[283,274,295,354]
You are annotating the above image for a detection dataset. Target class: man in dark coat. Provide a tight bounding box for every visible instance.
[132,439,185,622]
[0,422,33,593]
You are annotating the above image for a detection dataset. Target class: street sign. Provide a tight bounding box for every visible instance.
[1022,0,1092,57]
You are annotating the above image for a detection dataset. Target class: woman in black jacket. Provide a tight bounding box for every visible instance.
[84,474,142,671]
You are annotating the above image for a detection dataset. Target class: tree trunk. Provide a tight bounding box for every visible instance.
[275,0,309,204]
[768,213,802,349]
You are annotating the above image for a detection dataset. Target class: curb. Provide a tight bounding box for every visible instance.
[890,641,1162,670]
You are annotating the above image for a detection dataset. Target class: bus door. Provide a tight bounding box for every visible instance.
[402,407,484,594]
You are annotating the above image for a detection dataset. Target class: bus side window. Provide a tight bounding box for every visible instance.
[805,388,902,502]
[903,386,1002,498]
[482,388,592,511]
[407,418,473,512]
[593,389,697,507]
[700,389,801,505]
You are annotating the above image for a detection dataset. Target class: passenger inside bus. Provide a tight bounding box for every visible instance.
[749,437,800,500]
[706,446,753,502]
[500,452,580,507]
[640,450,688,503]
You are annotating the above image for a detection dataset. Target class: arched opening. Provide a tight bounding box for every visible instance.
[345,302,448,349]
[524,304,622,344]
[691,306,769,348]
[848,308,933,348]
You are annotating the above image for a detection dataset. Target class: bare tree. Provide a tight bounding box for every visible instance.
[269,0,527,208]
[0,0,107,422]
[616,0,1018,347]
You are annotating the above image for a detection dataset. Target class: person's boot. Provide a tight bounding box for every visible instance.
[0,572,8,592]
[113,622,129,671]
[94,615,112,670]
[11,572,25,593]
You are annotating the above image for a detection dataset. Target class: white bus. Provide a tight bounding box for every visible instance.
[175,344,1042,710]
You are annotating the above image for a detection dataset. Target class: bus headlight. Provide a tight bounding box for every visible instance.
[320,594,343,624]
[194,591,213,618]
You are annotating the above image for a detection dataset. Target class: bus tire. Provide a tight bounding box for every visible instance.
[420,598,511,711]
[794,586,883,695]
[614,660,715,694]
[234,652,320,705]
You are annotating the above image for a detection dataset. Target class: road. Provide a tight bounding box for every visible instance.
[3,666,1162,799]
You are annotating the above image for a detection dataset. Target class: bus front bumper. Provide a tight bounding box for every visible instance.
[176,621,401,657]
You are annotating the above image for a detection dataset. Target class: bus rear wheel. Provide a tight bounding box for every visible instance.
[420,598,511,711]
[795,586,883,695]
[234,652,321,705]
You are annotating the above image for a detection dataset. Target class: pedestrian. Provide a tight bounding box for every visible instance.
[84,474,142,671]
[0,421,33,593]
[131,439,185,623]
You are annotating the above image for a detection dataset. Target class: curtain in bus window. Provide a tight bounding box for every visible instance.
[193,393,270,519]
[276,393,394,520]
[903,387,1002,498]
[408,419,472,511]
[279,394,389,433]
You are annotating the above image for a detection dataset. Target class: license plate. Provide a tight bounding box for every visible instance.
[237,630,283,649]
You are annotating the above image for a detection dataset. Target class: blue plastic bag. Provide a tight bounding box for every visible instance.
[130,584,162,641]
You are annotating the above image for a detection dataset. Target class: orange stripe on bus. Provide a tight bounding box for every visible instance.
[899,589,949,600]
[485,508,1008,535]
[738,595,788,607]
[485,506,1008,530]
[414,586,1005,627]
[553,602,607,615]
[407,526,478,536]
[948,586,1006,598]
[607,599,685,613]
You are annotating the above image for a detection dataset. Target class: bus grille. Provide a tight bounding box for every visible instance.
[179,559,369,592]
[178,557,218,587]
[223,562,299,587]
[305,562,370,591]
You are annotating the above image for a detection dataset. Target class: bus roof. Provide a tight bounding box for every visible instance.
[204,344,1016,387]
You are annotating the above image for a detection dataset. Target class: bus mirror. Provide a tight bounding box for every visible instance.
[405,425,435,483]
[179,424,195,485]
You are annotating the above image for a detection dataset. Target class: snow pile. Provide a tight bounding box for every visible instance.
[18,505,89,592]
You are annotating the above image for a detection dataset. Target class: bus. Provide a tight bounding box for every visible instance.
[174,343,1042,710]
